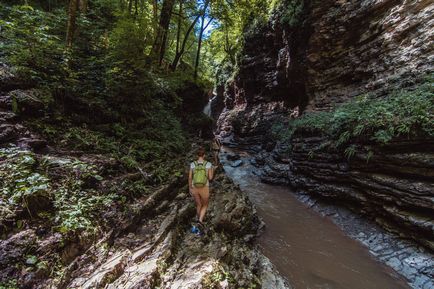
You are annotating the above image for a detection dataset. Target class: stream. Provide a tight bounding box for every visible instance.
[220,148,411,289]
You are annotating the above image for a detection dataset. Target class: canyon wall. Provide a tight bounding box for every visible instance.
[217,0,433,114]
[216,0,434,251]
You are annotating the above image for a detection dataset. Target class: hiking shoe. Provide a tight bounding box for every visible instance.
[191,225,199,234]
[197,221,207,235]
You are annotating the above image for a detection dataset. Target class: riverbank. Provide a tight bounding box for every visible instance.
[220,146,433,289]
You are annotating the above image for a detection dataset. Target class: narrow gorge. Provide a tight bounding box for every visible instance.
[0,0,433,288]
[213,0,434,288]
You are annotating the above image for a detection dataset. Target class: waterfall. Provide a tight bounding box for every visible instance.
[203,99,211,117]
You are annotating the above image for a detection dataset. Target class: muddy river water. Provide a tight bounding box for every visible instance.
[220,148,410,289]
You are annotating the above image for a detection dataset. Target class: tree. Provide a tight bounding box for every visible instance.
[170,2,201,70]
[151,0,176,65]
[194,7,212,79]
[66,0,79,47]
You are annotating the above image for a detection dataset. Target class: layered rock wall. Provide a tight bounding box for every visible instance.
[305,0,434,110]
[257,134,434,250]
[217,0,433,114]
[216,0,434,253]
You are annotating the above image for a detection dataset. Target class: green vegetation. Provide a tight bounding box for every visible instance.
[0,279,18,289]
[271,0,304,27]
[203,0,305,92]
[0,0,218,249]
[0,146,123,234]
[201,264,239,288]
[0,4,67,87]
[273,77,434,151]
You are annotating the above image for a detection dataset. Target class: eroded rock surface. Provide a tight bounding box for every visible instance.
[0,62,290,288]
[55,174,290,289]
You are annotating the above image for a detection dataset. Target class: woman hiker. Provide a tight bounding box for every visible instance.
[189,147,214,234]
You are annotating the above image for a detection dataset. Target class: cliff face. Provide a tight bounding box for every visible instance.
[216,0,434,253]
[305,0,433,110]
[218,0,433,114]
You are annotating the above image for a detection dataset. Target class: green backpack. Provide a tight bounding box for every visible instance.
[193,161,208,187]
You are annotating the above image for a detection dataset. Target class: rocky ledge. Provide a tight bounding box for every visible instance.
[256,133,434,252]
[53,173,290,289]
[0,122,290,288]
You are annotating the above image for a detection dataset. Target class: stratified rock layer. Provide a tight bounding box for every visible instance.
[217,0,434,112]
[215,0,434,284]
[280,134,433,249]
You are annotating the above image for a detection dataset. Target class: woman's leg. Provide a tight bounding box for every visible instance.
[192,188,202,220]
[198,187,210,223]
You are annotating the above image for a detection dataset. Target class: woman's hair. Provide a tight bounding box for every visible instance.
[197,147,205,157]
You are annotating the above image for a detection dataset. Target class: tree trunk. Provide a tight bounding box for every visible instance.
[194,16,205,80]
[170,13,201,70]
[194,15,212,79]
[193,0,211,79]
[152,0,158,24]
[78,0,87,13]
[66,0,79,48]
[175,0,183,57]
[151,0,176,65]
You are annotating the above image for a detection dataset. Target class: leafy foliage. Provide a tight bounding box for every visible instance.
[0,147,50,212]
[274,77,434,149]
[0,279,19,289]
[0,4,67,87]
[270,0,304,27]
[0,146,122,234]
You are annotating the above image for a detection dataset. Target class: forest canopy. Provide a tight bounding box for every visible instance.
[0,0,285,84]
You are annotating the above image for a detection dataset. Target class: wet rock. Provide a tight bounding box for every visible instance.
[285,135,434,251]
[226,153,241,161]
[0,110,16,122]
[6,89,48,117]
[36,233,63,255]
[17,137,47,150]
[231,160,244,167]
[210,91,225,121]
[259,254,292,289]
[0,124,18,143]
